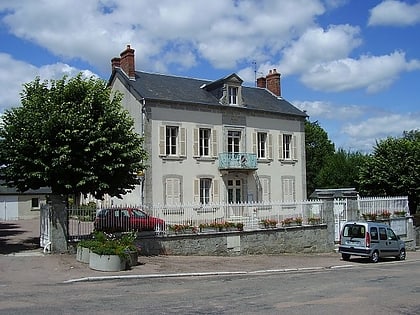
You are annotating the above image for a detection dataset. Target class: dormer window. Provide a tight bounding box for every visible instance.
[228,86,238,105]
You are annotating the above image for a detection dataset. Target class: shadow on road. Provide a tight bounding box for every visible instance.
[0,221,40,255]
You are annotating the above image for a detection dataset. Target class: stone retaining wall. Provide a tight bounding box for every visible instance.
[137,224,332,256]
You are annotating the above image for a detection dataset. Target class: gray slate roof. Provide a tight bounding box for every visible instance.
[110,69,307,118]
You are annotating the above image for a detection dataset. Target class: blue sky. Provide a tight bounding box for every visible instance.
[0,0,419,152]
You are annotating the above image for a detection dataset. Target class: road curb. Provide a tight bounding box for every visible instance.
[64,264,355,283]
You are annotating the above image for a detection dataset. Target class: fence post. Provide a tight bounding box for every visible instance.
[319,192,336,250]
[49,194,68,253]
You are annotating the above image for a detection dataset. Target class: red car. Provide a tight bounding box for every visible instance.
[94,208,165,232]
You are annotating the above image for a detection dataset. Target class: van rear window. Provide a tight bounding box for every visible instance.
[343,225,365,238]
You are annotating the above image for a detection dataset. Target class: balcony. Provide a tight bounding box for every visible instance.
[218,153,257,170]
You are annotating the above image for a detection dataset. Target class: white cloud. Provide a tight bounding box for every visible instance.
[278,24,362,75]
[342,112,420,151]
[0,0,325,73]
[293,100,365,120]
[0,53,95,112]
[368,0,420,26]
[301,51,420,93]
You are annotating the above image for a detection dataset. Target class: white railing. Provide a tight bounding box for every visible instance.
[357,196,409,217]
[144,200,325,230]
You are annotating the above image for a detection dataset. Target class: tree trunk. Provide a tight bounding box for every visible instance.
[50,194,68,253]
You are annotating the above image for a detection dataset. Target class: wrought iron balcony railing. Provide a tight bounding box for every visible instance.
[218,152,257,170]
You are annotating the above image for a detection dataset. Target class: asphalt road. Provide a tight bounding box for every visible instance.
[1,258,419,315]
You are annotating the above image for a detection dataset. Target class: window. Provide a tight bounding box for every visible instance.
[283,134,292,159]
[200,178,212,204]
[31,198,39,208]
[258,132,267,158]
[200,128,210,156]
[194,178,219,204]
[228,86,238,105]
[279,133,297,160]
[159,125,186,157]
[228,130,241,153]
[166,126,178,155]
[379,227,387,240]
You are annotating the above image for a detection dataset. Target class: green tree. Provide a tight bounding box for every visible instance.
[305,120,335,197]
[358,130,420,214]
[315,149,368,191]
[0,74,147,199]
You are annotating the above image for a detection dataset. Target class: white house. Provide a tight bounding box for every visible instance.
[107,45,307,207]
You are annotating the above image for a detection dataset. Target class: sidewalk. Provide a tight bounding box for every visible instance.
[1,219,418,285]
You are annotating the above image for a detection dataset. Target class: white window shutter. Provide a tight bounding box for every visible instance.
[212,129,218,158]
[278,134,284,160]
[159,126,165,156]
[252,132,257,154]
[292,135,297,160]
[267,134,273,159]
[261,177,270,201]
[193,179,200,203]
[193,128,199,157]
[180,127,186,157]
[166,178,181,205]
[212,179,219,203]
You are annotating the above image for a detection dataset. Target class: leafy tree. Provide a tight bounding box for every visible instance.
[305,120,335,197]
[358,130,420,214]
[315,149,368,191]
[0,74,147,200]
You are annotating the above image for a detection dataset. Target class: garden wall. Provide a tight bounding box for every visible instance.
[136,224,332,256]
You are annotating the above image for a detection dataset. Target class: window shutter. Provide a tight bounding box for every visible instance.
[212,179,219,203]
[193,179,200,203]
[252,132,257,154]
[159,126,165,156]
[278,134,283,160]
[166,178,181,205]
[212,129,218,158]
[267,134,273,159]
[180,127,186,157]
[292,135,297,160]
[193,128,199,157]
[261,177,270,201]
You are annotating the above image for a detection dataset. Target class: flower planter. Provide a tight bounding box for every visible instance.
[76,245,90,264]
[89,252,127,272]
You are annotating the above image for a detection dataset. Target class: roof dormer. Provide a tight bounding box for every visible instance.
[201,73,244,107]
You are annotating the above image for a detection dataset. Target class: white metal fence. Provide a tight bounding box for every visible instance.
[64,195,409,241]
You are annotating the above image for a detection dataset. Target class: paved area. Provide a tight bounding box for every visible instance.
[1,219,418,284]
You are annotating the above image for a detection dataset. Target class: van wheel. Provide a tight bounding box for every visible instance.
[341,253,351,261]
[370,250,379,263]
[396,248,406,261]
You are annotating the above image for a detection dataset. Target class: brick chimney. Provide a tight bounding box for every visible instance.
[119,45,136,80]
[111,57,121,71]
[265,69,281,96]
[256,76,266,89]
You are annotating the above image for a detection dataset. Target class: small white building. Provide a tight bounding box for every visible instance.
[108,45,307,207]
[0,184,51,220]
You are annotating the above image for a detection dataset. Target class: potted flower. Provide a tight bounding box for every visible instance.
[235,222,244,231]
[362,213,377,221]
[76,238,101,264]
[88,231,139,272]
[307,217,321,225]
[379,210,391,219]
[260,219,277,228]
[281,217,294,227]
[394,210,406,217]
[294,217,303,226]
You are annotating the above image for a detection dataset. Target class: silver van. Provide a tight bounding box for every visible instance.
[338,221,406,263]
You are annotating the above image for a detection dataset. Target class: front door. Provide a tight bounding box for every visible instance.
[228,179,242,203]
[227,179,243,217]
